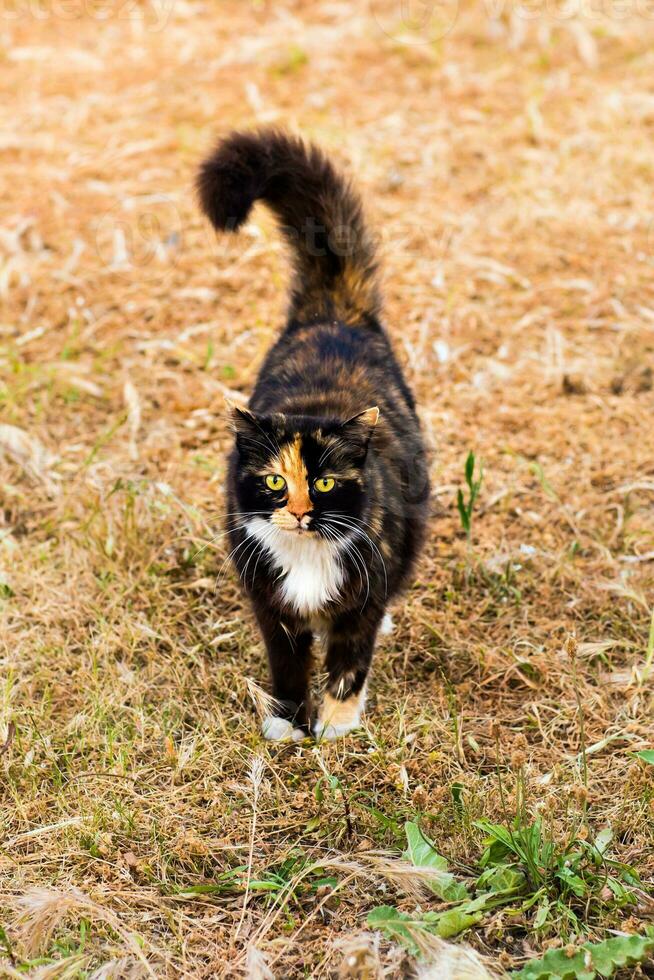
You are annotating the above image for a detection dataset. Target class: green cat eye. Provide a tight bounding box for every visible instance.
[314,476,335,493]
[265,474,286,491]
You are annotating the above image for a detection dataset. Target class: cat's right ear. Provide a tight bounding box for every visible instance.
[226,401,266,457]
[226,400,259,436]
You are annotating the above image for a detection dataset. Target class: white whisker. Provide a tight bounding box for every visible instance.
[322,515,388,597]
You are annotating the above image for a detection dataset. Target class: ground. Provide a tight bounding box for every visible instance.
[1,0,654,977]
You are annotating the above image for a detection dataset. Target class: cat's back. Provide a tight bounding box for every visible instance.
[252,319,418,431]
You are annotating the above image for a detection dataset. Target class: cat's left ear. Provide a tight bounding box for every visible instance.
[339,406,379,456]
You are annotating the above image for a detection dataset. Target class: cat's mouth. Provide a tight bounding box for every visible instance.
[269,512,316,535]
[282,524,315,536]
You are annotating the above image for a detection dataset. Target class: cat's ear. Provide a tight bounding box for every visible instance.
[227,401,256,432]
[339,406,379,457]
[226,401,266,454]
[342,406,379,433]
[350,407,379,428]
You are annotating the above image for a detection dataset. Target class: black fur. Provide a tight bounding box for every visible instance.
[197,128,380,326]
[197,129,429,736]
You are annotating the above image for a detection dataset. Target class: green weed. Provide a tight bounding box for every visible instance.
[368,818,643,968]
[457,450,483,542]
[513,930,654,979]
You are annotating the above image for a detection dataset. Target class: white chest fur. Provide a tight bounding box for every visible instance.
[246,517,345,616]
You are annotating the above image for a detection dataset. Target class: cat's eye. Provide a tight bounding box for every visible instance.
[314,477,335,493]
[265,474,286,491]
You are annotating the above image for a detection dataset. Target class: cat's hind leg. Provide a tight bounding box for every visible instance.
[379,611,394,636]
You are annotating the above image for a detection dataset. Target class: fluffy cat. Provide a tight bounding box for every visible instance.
[197,129,429,740]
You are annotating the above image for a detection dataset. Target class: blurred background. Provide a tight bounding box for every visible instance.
[1,1,653,977]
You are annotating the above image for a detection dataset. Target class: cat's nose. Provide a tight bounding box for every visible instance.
[288,508,312,526]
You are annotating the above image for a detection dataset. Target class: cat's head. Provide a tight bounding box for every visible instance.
[229,404,379,538]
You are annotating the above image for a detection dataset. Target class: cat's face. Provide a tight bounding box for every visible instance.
[230,405,378,539]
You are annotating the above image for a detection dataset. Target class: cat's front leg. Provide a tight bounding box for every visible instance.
[254,602,313,741]
[314,607,384,740]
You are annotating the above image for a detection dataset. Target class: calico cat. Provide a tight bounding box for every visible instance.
[197,129,429,740]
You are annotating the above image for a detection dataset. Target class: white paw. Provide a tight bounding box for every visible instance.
[313,718,361,740]
[379,612,395,636]
[313,690,365,740]
[262,716,305,742]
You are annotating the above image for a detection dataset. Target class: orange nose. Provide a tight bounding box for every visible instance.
[288,507,311,521]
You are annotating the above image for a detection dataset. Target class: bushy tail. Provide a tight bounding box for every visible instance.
[196,129,380,327]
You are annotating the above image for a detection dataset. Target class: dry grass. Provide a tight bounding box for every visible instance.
[1,0,654,975]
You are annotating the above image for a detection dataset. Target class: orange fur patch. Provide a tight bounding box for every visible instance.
[273,436,312,517]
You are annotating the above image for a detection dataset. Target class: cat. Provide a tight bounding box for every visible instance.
[197,129,429,740]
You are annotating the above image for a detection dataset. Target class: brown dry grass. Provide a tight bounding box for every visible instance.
[1,0,654,976]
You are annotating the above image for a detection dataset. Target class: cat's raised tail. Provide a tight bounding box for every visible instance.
[196,129,381,328]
